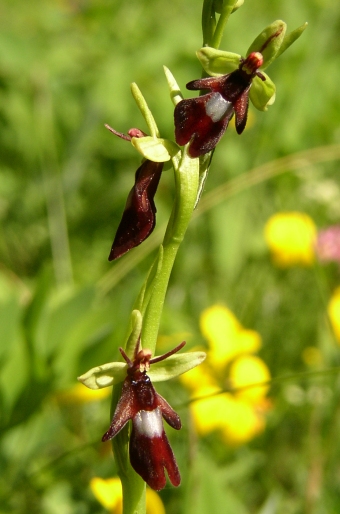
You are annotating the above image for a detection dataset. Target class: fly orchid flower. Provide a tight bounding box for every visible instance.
[174,19,307,157]
[174,52,265,157]
[102,340,186,490]
[78,310,206,490]
[105,126,163,261]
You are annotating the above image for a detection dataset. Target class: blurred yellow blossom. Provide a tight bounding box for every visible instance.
[55,382,111,404]
[229,355,270,403]
[146,488,166,514]
[90,477,122,513]
[90,477,165,514]
[200,305,261,369]
[182,305,271,446]
[327,287,340,343]
[264,212,317,267]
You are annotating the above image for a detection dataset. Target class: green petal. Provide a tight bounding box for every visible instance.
[148,351,206,382]
[276,22,308,59]
[197,47,240,77]
[247,20,287,70]
[131,136,180,162]
[249,72,276,111]
[77,362,127,390]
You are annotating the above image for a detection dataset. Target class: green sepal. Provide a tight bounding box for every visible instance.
[247,20,287,69]
[197,47,240,76]
[249,72,276,111]
[148,351,206,382]
[131,82,159,138]
[163,65,183,106]
[76,350,206,389]
[131,136,180,162]
[77,361,127,390]
[276,22,308,59]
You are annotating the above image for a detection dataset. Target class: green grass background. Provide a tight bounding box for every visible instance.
[1,0,340,512]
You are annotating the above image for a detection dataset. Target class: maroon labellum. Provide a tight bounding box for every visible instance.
[174,52,265,157]
[105,125,163,261]
[102,341,186,491]
[108,159,163,261]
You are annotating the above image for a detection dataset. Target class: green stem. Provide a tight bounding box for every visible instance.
[141,150,199,354]
[112,149,199,514]
[111,385,146,514]
[210,0,238,49]
[202,0,215,46]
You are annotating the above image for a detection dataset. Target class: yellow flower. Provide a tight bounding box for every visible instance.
[200,305,261,369]
[90,477,122,513]
[229,355,270,404]
[90,477,165,514]
[146,488,166,514]
[328,287,340,343]
[264,212,317,267]
[55,382,111,404]
[182,305,271,445]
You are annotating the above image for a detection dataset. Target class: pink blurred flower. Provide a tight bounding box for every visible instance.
[315,225,340,263]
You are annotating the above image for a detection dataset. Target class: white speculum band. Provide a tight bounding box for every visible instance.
[134,408,164,438]
[205,92,233,122]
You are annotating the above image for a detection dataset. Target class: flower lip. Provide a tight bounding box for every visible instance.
[101,339,185,490]
[108,158,164,261]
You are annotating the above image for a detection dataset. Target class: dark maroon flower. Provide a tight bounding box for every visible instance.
[105,126,163,261]
[109,159,163,261]
[174,52,265,157]
[102,341,185,490]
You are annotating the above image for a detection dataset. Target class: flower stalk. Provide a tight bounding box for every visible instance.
[78,1,307,512]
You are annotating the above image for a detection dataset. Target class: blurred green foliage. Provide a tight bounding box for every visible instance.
[1,0,340,512]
